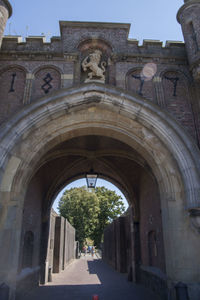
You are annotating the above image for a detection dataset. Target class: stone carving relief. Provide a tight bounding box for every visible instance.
[82,50,107,83]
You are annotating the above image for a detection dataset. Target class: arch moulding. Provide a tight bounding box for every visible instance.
[0,83,199,210]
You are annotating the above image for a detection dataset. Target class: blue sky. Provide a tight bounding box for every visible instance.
[52,179,129,213]
[6,0,184,43]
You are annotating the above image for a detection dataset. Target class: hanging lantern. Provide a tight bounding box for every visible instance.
[86,169,98,188]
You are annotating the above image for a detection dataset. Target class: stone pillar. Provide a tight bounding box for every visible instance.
[0,0,12,48]
[53,216,65,273]
[61,74,74,89]
[177,0,200,147]
[62,219,66,270]
[119,217,127,273]
[133,222,141,282]
[129,206,136,282]
[23,74,35,104]
[153,76,166,107]
[45,210,57,283]
[114,217,128,273]
[177,0,200,81]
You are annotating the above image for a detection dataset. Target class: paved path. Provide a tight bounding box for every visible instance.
[22,255,161,300]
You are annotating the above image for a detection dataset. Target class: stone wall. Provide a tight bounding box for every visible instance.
[103,169,167,298]
[103,214,131,274]
[139,171,166,272]
[47,214,75,279]
[16,209,76,297]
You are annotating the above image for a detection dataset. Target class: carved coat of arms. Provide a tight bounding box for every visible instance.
[82,50,107,83]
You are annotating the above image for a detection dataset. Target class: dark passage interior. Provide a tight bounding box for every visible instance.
[17,135,166,299]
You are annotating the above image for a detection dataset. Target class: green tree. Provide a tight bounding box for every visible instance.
[58,187,99,247]
[92,187,126,246]
[58,186,126,248]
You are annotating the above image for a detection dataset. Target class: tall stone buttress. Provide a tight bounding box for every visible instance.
[177,0,200,80]
[0,0,12,48]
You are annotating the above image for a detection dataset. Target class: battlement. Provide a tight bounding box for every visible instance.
[2,35,23,43]
[1,33,186,59]
[26,36,48,43]
[142,39,163,47]
[3,35,62,43]
[165,40,185,48]
[128,39,185,49]
[0,20,186,57]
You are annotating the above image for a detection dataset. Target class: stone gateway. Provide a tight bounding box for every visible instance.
[0,0,200,299]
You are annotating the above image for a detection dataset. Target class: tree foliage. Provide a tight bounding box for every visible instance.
[58,186,126,247]
[58,187,99,246]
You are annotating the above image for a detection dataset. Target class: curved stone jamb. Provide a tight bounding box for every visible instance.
[0,83,200,290]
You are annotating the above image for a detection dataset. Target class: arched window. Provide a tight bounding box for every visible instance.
[22,231,34,268]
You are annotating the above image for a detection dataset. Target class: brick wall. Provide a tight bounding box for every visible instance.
[103,214,131,274]
[139,171,166,273]
[162,70,196,140]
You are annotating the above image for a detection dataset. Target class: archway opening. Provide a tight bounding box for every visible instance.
[16,133,166,299]
[52,178,128,249]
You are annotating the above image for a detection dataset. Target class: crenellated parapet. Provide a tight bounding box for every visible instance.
[1,34,186,60]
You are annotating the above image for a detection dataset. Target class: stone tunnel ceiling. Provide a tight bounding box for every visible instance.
[31,135,154,213]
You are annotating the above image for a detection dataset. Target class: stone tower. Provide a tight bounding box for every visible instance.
[0,0,12,48]
[177,0,200,80]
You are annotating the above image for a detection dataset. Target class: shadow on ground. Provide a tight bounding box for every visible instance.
[21,259,161,300]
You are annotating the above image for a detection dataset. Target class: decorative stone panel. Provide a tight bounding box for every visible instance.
[31,67,61,101]
[127,68,156,103]
[0,66,26,124]
[162,71,196,140]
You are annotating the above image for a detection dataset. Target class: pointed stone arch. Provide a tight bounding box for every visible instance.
[0,83,199,206]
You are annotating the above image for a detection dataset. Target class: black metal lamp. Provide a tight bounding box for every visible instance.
[86,169,98,188]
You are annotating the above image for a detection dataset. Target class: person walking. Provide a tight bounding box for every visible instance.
[91,246,95,257]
